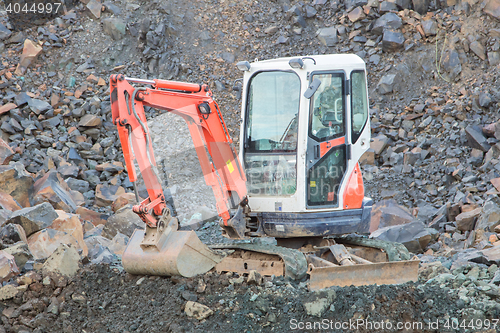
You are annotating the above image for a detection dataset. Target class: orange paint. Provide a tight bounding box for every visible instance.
[319,136,345,158]
[342,163,364,209]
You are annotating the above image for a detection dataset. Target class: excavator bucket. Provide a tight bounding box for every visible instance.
[308,260,420,291]
[122,228,223,277]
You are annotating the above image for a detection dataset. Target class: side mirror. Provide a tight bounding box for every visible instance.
[304,78,321,99]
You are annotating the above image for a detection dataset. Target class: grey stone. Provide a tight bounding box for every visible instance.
[41,243,80,277]
[417,205,438,223]
[28,99,51,115]
[317,27,338,46]
[7,202,58,237]
[412,0,429,14]
[277,35,289,44]
[66,178,90,193]
[370,199,415,232]
[372,13,402,35]
[470,41,486,60]
[3,242,32,269]
[440,48,462,81]
[345,0,368,9]
[348,7,365,22]
[221,52,235,63]
[0,224,25,244]
[379,1,398,12]
[371,221,432,253]
[86,0,102,19]
[377,74,398,94]
[302,290,336,317]
[421,20,438,36]
[14,92,31,106]
[0,23,11,41]
[465,125,491,152]
[483,0,500,21]
[488,52,500,66]
[479,93,493,108]
[476,200,500,232]
[391,0,411,9]
[305,5,317,17]
[382,30,405,52]
[102,18,126,40]
[455,208,482,231]
[102,206,143,239]
[103,1,121,15]
[264,26,279,34]
[371,134,389,155]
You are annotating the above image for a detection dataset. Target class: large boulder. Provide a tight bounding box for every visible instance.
[32,171,77,213]
[370,221,433,253]
[0,191,21,211]
[94,184,126,207]
[370,199,415,232]
[102,206,143,239]
[49,211,88,257]
[3,242,32,270]
[0,162,34,208]
[102,18,126,40]
[28,229,80,260]
[42,244,80,277]
[455,208,482,231]
[7,202,58,236]
[475,200,500,232]
[76,206,109,226]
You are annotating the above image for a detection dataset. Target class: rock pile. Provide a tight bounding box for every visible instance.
[0,0,500,330]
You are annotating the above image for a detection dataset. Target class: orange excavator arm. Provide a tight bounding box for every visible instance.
[109,74,248,236]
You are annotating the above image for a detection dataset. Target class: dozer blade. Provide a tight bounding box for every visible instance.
[308,260,419,291]
[122,228,223,277]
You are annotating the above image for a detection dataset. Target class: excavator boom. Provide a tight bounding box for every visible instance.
[110,74,247,226]
[109,74,249,276]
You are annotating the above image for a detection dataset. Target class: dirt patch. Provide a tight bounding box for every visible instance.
[19,264,482,333]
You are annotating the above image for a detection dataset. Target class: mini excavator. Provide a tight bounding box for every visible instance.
[110,54,419,289]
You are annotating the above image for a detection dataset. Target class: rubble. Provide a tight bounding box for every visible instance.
[302,290,336,317]
[184,301,213,320]
[14,39,42,75]
[0,0,499,330]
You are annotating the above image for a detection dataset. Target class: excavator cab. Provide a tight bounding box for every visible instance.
[237,54,372,239]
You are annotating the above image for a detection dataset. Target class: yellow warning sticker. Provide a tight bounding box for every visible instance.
[310,181,316,188]
[226,160,234,173]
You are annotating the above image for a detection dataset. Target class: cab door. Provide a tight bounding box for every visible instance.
[305,69,370,209]
[306,71,348,208]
